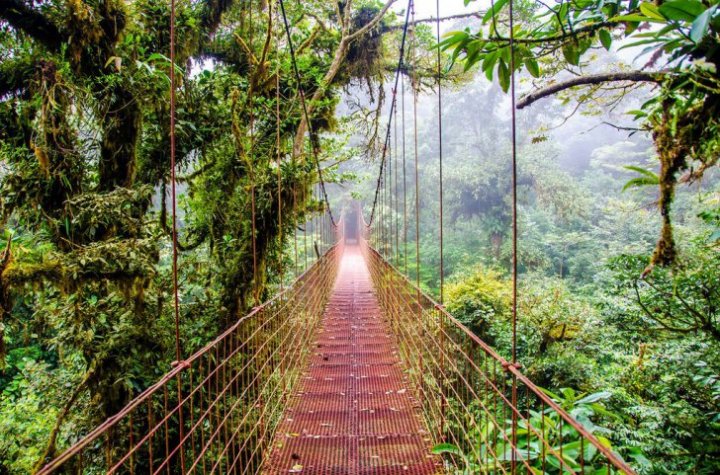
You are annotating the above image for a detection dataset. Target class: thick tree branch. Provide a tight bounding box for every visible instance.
[0,0,63,50]
[292,0,397,157]
[517,71,666,109]
[297,26,322,55]
[346,0,397,42]
[384,12,483,31]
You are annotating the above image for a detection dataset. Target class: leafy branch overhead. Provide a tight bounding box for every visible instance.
[441,0,720,270]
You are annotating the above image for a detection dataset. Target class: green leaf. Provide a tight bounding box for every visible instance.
[524,57,540,78]
[622,165,660,191]
[627,447,652,468]
[483,0,509,23]
[146,53,168,62]
[438,30,469,50]
[482,50,498,73]
[539,386,563,401]
[623,177,658,194]
[497,60,510,92]
[599,29,613,50]
[623,165,659,178]
[485,62,495,81]
[575,391,612,405]
[690,5,717,42]
[658,0,706,22]
[639,2,665,20]
[610,13,662,23]
[431,443,464,457]
[562,43,580,66]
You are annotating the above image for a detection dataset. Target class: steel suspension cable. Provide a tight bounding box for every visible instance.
[393,93,399,264]
[275,0,284,292]
[275,0,289,403]
[168,0,186,470]
[304,186,308,271]
[411,3,420,292]
[249,5,259,305]
[169,0,181,365]
[402,76,408,274]
[278,0,336,227]
[389,116,393,260]
[387,144,391,257]
[406,0,422,310]
[388,149,392,257]
[508,0,519,384]
[381,154,385,255]
[435,0,444,304]
[508,0,520,470]
[367,0,413,226]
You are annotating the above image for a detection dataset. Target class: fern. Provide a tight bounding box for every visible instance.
[622,165,659,192]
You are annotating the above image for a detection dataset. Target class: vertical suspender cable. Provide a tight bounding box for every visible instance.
[169,0,181,366]
[279,0,336,227]
[379,122,385,251]
[168,0,186,470]
[384,157,388,256]
[380,160,383,254]
[367,0,412,226]
[294,188,299,277]
[402,76,408,274]
[411,1,420,291]
[394,94,400,264]
[508,0,520,470]
[509,0,519,377]
[382,151,386,255]
[249,34,259,305]
[435,0,444,304]
[389,118,393,260]
[435,0,448,442]
[387,146,391,256]
[276,0,283,292]
[304,186,308,271]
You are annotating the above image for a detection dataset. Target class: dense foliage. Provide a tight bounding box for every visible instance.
[354,1,720,471]
[0,0,718,474]
[0,0,416,471]
[442,0,720,271]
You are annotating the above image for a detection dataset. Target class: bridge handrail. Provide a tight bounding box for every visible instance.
[363,242,636,475]
[38,242,342,474]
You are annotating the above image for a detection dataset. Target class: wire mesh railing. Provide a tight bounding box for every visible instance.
[38,232,343,475]
[360,238,636,475]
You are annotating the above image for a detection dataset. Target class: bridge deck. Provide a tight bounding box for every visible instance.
[264,246,440,474]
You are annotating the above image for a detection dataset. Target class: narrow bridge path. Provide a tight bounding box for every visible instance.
[265,246,440,474]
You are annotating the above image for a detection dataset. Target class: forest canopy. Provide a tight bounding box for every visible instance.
[0,0,718,474]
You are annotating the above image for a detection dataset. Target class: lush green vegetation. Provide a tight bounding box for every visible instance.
[370,1,719,472]
[0,1,422,471]
[0,0,718,474]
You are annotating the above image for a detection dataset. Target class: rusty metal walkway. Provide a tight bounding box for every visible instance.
[264,246,440,474]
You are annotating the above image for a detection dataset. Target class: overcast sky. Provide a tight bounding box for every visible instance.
[393,0,483,29]
[410,0,471,18]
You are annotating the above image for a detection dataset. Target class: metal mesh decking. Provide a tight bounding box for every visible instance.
[264,247,440,475]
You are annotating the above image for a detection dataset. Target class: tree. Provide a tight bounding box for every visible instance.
[0,0,412,465]
[441,0,720,272]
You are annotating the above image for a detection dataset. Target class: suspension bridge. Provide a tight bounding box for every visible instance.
[32,0,638,473]
[34,210,635,475]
